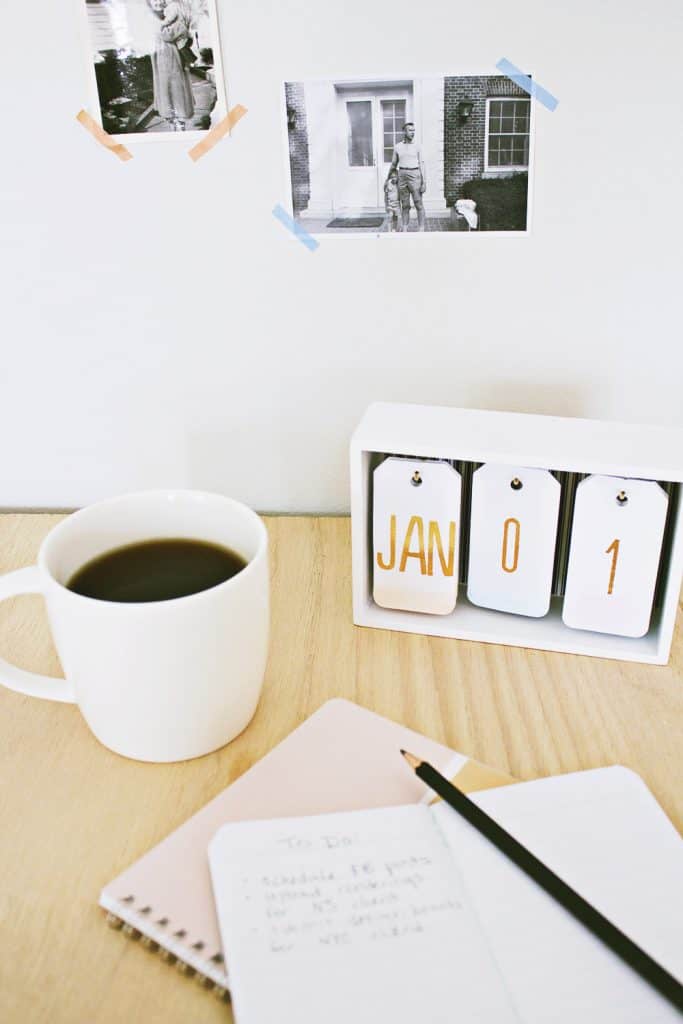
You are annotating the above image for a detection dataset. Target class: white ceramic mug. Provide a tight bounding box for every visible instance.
[0,490,269,762]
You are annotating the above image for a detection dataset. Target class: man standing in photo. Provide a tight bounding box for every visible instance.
[386,122,426,232]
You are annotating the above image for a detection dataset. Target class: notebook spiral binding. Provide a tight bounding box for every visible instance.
[102,896,230,1001]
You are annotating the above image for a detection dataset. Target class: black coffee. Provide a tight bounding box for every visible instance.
[66,538,247,603]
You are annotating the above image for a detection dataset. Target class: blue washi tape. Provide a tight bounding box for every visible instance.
[272,204,320,252]
[496,58,558,112]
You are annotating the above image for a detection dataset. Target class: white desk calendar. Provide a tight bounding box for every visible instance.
[373,458,461,614]
[350,403,683,664]
[562,476,669,638]
[467,464,561,617]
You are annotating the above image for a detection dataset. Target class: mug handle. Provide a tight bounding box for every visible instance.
[0,566,76,703]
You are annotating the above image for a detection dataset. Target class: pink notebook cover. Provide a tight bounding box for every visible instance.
[99,699,509,987]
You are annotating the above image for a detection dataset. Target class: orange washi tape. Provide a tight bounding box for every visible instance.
[188,104,247,162]
[76,110,133,162]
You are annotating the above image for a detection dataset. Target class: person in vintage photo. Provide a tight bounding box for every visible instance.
[147,0,195,130]
[84,0,224,137]
[386,122,426,232]
[284,75,533,234]
[383,169,400,231]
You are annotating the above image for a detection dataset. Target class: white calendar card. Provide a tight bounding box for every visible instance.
[467,464,561,617]
[373,458,461,615]
[562,475,668,637]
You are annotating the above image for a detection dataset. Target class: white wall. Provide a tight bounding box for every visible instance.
[1,0,681,512]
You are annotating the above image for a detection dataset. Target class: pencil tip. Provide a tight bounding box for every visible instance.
[400,749,421,769]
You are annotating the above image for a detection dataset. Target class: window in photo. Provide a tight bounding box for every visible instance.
[347,101,374,167]
[382,99,407,163]
[486,99,530,170]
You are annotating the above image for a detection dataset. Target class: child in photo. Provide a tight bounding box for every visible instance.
[159,0,194,59]
[384,170,400,232]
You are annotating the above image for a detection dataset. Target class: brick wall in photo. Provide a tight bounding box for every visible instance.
[443,75,529,205]
[285,82,311,214]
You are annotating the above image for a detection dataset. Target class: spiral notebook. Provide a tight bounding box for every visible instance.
[99,699,513,992]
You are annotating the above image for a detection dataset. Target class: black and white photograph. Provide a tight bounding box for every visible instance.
[283,74,534,234]
[82,0,226,138]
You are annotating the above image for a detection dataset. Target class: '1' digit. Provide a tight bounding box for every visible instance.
[605,538,620,595]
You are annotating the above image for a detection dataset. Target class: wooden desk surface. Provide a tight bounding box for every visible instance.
[1,514,682,1023]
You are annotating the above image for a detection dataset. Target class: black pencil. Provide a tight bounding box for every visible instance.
[400,750,683,1013]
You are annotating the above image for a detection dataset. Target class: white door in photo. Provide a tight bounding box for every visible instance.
[335,86,412,211]
[373,458,461,615]
[467,465,561,617]
[562,476,668,638]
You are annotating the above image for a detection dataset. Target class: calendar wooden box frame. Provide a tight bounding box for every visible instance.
[350,403,683,664]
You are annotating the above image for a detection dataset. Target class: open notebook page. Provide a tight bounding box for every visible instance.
[431,766,683,1023]
[209,804,519,1024]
